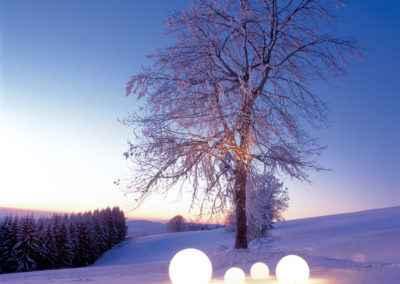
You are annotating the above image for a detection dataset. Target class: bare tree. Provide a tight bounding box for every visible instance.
[119,0,360,248]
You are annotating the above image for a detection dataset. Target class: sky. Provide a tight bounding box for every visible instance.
[1,0,399,222]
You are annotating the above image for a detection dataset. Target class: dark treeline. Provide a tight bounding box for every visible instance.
[0,206,127,274]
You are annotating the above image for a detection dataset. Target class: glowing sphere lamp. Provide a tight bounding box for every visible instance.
[276,255,310,284]
[224,267,246,284]
[250,262,269,279]
[169,248,212,284]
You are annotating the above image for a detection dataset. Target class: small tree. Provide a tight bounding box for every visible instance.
[166,215,186,233]
[119,0,360,248]
[227,174,289,241]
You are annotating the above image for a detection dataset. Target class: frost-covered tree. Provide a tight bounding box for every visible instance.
[0,220,8,273]
[43,222,58,269]
[102,208,116,250]
[90,210,104,260]
[13,216,41,272]
[112,207,127,243]
[8,215,20,270]
[166,215,186,233]
[51,215,62,266]
[227,173,289,241]
[119,0,360,248]
[57,222,74,267]
[36,218,51,270]
[68,219,81,267]
[0,207,126,274]
[75,219,92,266]
[0,217,14,273]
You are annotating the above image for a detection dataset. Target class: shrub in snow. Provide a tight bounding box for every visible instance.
[166,215,186,233]
[226,174,289,241]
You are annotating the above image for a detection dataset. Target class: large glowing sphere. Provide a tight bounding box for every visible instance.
[224,267,246,284]
[276,255,310,283]
[250,262,269,279]
[169,248,212,284]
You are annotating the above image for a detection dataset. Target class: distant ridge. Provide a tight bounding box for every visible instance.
[0,207,68,218]
[284,205,400,222]
[126,219,166,237]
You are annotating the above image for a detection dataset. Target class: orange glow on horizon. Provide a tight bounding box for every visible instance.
[0,202,393,225]
[0,201,188,223]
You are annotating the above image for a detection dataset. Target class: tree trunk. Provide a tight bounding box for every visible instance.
[234,162,248,249]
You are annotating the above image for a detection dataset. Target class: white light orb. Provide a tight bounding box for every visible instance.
[250,262,269,279]
[224,267,246,284]
[169,248,212,284]
[276,255,310,284]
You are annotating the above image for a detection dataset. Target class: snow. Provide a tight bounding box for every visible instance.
[94,229,231,266]
[125,220,166,237]
[1,206,399,284]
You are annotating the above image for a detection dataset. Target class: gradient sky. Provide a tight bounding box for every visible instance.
[1,0,399,221]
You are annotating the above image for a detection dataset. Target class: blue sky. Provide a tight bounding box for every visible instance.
[1,0,399,221]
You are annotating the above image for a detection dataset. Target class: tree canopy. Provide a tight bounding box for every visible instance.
[119,0,360,248]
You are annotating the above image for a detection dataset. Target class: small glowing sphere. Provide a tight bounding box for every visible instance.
[169,248,212,284]
[224,267,246,284]
[250,262,269,279]
[276,255,310,284]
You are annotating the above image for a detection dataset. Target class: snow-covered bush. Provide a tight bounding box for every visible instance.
[226,174,289,241]
[166,215,186,233]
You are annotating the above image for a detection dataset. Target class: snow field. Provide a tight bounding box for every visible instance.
[0,206,399,283]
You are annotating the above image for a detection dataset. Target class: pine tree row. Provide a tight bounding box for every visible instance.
[0,206,127,274]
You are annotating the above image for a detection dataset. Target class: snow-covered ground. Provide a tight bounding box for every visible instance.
[126,219,166,237]
[1,206,399,284]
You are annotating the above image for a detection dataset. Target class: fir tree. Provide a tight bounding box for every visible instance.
[13,216,40,272]
[0,217,13,273]
[0,207,127,273]
[57,223,74,267]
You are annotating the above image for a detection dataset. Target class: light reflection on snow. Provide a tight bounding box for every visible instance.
[210,277,329,283]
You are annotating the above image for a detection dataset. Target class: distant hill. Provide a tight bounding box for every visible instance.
[126,219,224,237]
[126,219,166,237]
[0,207,63,219]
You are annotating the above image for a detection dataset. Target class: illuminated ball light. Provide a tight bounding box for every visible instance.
[276,255,310,284]
[250,262,269,279]
[169,248,212,284]
[224,267,246,284]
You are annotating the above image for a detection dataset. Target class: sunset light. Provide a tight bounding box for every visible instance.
[0,0,399,283]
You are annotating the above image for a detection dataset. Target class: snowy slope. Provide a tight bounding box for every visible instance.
[265,206,400,263]
[126,219,166,237]
[94,229,232,266]
[1,206,399,284]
